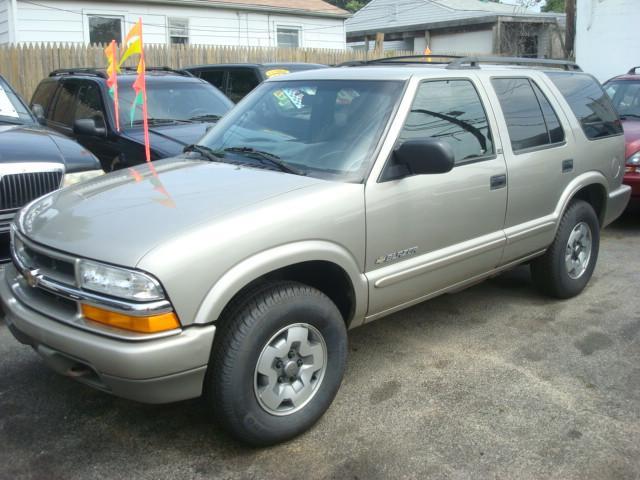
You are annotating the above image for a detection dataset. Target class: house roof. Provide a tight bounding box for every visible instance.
[346,0,563,36]
[127,0,350,18]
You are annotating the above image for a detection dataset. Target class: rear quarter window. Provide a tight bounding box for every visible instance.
[546,72,622,140]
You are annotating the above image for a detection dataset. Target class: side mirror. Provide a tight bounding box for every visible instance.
[393,139,455,176]
[31,104,46,125]
[73,118,106,137]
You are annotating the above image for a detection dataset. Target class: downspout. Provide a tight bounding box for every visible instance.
[9,0,18,43]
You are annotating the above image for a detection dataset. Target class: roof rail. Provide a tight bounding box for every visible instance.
[628,66,640,75]
[49,68,107,79]
[120,66,194,77]
[338,54,464,67]
[447,56,582,71]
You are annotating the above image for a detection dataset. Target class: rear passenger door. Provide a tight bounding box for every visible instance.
[487,75,574,263]
[365,77,508,317]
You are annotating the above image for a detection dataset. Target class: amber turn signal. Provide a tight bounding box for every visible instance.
[81,304,181,333]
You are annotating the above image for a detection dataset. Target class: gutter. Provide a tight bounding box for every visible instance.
[109,0,352,20]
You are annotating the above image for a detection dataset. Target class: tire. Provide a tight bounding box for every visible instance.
[531,199,600,299]
[205,281,348,446]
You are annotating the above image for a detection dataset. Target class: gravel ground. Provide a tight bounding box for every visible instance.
[0,209,638,480]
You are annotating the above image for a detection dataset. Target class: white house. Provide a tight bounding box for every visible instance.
[0,0,349,49]
[346,0,565,59]
[576,0,640,82]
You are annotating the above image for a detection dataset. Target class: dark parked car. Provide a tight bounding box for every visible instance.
[30,68,233,171]
[604,67,640,203]
[185,63,327,102]
[0,74,102,261]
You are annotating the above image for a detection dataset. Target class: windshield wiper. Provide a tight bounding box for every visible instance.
[132,118,192,126]
[222,147,305,175]
[188,114,222,122]
[620,113,640,120]
[183,144,224,163]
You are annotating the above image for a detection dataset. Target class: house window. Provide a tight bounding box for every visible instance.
[88,16,123,45]
[169,18,189,45]
[277,27,300,48]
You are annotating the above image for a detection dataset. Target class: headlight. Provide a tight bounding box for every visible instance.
[627,152,640,166]
[78,260,165,301]
[63,169,105,187]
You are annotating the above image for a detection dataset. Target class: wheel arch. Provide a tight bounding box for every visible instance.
[555,172,609,230]
[193,241,368,329]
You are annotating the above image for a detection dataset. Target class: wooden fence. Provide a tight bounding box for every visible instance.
[0,43,412,100]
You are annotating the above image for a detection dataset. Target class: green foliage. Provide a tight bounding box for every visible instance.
[325,0,371,13]
[542,0,565,12]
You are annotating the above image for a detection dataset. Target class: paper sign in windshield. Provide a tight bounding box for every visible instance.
[0,86,19,118]
[265,69,290,78]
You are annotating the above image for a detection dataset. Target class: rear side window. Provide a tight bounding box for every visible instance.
[398,79,494,164]
[492,78,565,152]
[227,70,260,103]
[199,70,226,91]
[546,72,623,140]
[31,81,58,115]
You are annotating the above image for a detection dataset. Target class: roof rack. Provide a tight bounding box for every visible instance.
[338,54,464,67]
[446,56,582,71]
[49,68,107,78]
[627,66,640,75]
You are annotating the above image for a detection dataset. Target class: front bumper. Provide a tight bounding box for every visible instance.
[0,265,216,404]
[604,185,632,226]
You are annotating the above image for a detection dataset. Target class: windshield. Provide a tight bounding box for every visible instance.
[198,79,405,182]
[0,77,35,125]
[118,79,232,126]
[604,80,640,119]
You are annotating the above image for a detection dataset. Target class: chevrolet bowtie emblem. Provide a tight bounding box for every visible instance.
[23,269,41,288]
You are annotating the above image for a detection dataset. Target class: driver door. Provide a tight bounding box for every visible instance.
[365,78,509,317]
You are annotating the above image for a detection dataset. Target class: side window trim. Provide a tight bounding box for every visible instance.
[490,75,567,156]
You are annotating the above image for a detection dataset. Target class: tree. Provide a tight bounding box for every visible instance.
[325,0,371,13]
[542,0,565,12]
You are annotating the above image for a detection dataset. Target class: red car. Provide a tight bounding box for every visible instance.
[604,67,640,202]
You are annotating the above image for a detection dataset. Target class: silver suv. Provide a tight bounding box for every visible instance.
[0,56,631,446]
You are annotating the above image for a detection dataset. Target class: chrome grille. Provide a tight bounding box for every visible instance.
[0,171,63,211]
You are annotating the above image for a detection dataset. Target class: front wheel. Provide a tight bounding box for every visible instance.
[531,199,600,299]
[205,281,347,446]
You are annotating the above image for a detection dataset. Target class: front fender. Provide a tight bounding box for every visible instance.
[193,240,369,328]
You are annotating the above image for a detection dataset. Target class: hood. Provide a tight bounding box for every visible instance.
[18,156,324,266]
[0,124,100,172]
[122,123,215,157]
[622,119,640,159]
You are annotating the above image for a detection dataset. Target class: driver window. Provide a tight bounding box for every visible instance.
[398,79,494,164]
[75,82,106,128]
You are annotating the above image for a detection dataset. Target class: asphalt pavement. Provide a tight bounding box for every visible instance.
[0,208,638,480]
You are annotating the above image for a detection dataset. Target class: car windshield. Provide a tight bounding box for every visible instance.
[198,79,405,182]
[118,79,232,127]
[604,80,640,119]
[0,77,35,125]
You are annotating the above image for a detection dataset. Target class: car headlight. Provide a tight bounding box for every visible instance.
[63,169,105,187]
[78,260,165,301]
[627,152,640,166]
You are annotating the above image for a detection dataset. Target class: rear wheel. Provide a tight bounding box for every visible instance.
[205,281,347,446]
[531,200,600,299]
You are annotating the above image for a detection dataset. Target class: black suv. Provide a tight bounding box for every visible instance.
[30,68,233,171]
[0,74,102,261]
[185,63,326,102]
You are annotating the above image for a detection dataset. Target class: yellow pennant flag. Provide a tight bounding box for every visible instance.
[119,20,143,67]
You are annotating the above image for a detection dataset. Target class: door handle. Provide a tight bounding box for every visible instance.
[490,174,507,190]
[562,159,574,173]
